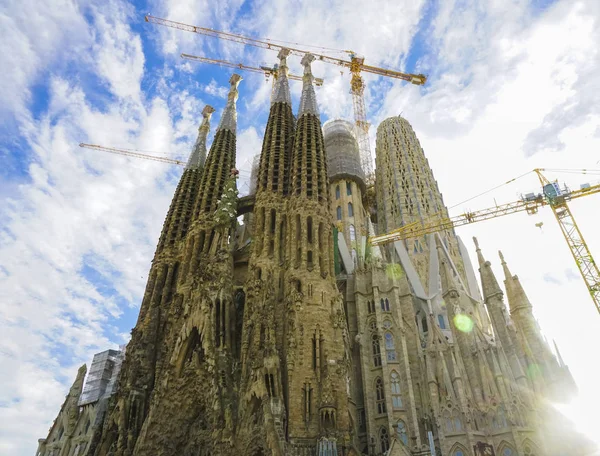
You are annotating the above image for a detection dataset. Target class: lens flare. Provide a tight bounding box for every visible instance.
[453,314,474,333]
[386,263,404,280]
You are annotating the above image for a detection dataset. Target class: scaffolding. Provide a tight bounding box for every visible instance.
[323,119,365,192]
[78,349,124,406]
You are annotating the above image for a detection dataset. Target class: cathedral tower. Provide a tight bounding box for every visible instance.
[375,116,466,289]
[324,119,367,272]
[237,49,295,454]
[284,54,352,452]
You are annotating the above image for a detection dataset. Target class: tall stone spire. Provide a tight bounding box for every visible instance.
[473,237,503,300]
[271,48,292,105]
[499,250,533,312]
[186,105,215,169]
[156,104,216,254]
[217,73,242,133]
[291,53,328,203]
[195,74,242,216]
[256,49,294,196]
[298,53,319,117]
[282,52,351,452]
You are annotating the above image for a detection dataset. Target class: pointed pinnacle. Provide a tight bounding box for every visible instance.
[187,105,215,169]
[272,48,292,105]
[298,54,319,117]
[498,250,513,281]
[217,74,242,133]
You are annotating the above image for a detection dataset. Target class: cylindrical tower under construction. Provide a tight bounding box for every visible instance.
[324,119,367,270]
[375,115,466,284]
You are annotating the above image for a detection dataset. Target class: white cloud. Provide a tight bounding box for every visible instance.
[202,78,229,99]
[0,0,90,121]
[0,1,205,454]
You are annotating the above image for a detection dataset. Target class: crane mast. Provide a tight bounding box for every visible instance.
[534,169,600,313]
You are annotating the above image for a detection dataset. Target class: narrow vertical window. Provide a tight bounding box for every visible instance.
[335,185,340,199]
[380,427,389,452]
[336,206,342,220]
[349,224,356,241]
[380,298,385,310]
[295,214,301,267]
[346,181,352,196]
[438,315,446,329]
[307,216,313,243]
[348,202,353,217]
[396,420,408,445]
[385,298,390,311]
[215,299,221,347]
[372,334,382,367]
[385,333,396,361]
[312,333,317,370]
[391,372,402,408]
[375,378,386,414]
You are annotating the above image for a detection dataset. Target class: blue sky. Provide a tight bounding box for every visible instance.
[1,0,600,454]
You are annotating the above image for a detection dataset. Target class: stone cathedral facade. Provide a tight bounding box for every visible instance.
[39,51,593,456]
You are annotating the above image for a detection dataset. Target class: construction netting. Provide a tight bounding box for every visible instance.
[78,348,124,406]
[323,119,365,190]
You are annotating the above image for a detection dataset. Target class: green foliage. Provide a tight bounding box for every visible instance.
[214,176,238,226]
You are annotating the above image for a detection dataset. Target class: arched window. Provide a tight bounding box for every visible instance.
[346,181,352,196]
[375,378,386,414]
[367,301,374,314]
[396,420,408,445]
[438,314,446,329]
[454,451,465,456]
[348,202,353,217]
[493,406,508,430]
[380,298,385,310]
[336,206,342,220]
[385,298,390,311]
[391,372,402,408]
[380,427,389,452]
[523,440,539,456]
[385,332,397,361]
[349,224,356,241]
[335,185,340,199]
[372,335,382,367]
[500,446,516,456]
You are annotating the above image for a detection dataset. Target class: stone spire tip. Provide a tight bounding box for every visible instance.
[298,53,319,117]
[217,74,242,133]
[187,104,215,169]
[202,105,216,118]
[272,48,292,105]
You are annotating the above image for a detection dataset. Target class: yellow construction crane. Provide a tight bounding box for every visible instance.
[78,143,253,178]
[370,169,600,314]
[180,53,324,86]
[145,15,426,186]
[79,143,187,166]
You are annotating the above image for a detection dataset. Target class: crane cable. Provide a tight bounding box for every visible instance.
[448,168,600,211]
[449,170,534,210]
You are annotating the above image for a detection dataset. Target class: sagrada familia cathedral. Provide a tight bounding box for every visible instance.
[37,51,594,456]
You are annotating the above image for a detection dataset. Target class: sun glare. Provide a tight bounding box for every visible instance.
[553,395,600,454]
